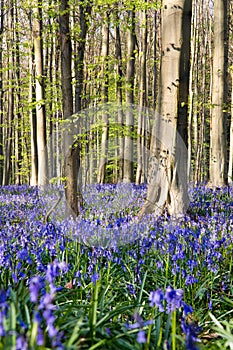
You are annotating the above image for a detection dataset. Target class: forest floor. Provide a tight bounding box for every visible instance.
[0,183,232,349]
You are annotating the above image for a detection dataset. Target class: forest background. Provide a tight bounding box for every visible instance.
[0,0,232,195]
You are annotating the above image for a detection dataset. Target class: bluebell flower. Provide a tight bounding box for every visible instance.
[16,335,28,350]
[91,272,99,285]
[181,317,201,350]
[137,329,146,343]
[165,286,183,313]
[149,289,164,311]
[29,276,44,303]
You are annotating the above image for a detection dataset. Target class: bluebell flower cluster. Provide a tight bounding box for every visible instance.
[0,184,232,348]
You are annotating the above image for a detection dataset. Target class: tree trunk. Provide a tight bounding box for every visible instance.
[0,0,4,185]
[97,14,110,184]
[3,1,13,185]
[123,9,136,183]
[209,0,228,186]
[139,0,192,218]
[59,0,78,216]
[32,1,48,187]
[228,69,233,184]
[136,8,147,185]
[115,12,124,182]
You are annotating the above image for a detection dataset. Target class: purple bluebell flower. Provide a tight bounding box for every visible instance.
[165,286,183,313]
[91,272,99,285]
[137,329,146,343]
[182,302,193,316]
[16,335,28,350]
[149,289,164,311]
[29,276,44,303]
[181,317,201,350]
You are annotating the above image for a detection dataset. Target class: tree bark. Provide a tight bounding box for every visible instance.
[123,9,136,183]
[139,0,192,218]
[209,0,228,186]
[97,13,109,184]
[136,8,148,185]
[228,69,233,184]
[32,0,48,187]
[0,0,4,185]
[60,0,78,216]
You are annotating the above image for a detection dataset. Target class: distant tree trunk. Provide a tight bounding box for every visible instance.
[59,0,78,216]
[115,12,124,182]
[32,0,48,187]
[139,0,192,218]
[97,13,110,184]
[209,0,228,186]
[228,69,233,184]
[123,9,136,183]
[75,3,92,113]
[0,0,4,185]
[136,8,147,185]
[14,5,22,185]
[29,51,38,186]
[3,1,13,185]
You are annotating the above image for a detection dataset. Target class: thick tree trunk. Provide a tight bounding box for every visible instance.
[139,0,192,218]
[209,0,228,186]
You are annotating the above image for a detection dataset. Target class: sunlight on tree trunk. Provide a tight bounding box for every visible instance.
[33,0,48,188]
[139,0,192,218]
[209,0,228,187]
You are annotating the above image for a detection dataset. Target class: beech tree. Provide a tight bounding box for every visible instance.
[209,0,228,186]
[139,0,192,217]
[59,0,79,216]
[32,0,48,187]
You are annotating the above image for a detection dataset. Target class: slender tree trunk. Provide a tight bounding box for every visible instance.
[97,14,110,184]
[115,12,124,182]
[228,69,233,184]
[32,0,48,187]
[3,1,14,185]
[209,0,228,186]
[123,9,136,183]
[75,4,92,113]
[60,0,78,216]
[0,0,4,185]
[136,8,147,185]
[139,0,192,218]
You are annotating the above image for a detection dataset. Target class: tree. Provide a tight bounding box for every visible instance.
[209,0,228,186]
[123,8,136,183]
[139,0,192,218]
[97,12,110,184]
[32,0,48,187]
[59,0,79,216]
[0,0,4,184]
